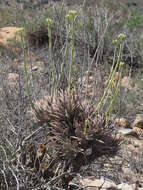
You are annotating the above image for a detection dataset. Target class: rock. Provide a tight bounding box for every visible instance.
[32,61,44,71]
[132,139,143,147]
[112,73,135,90]
[0,27,21,46]
[117,183,137,190]
[115,117,131,128]
[132,114,143,129]
[79,177,117,189]
[121,76,135,90]
[133,127,143,137]
[19,61,45,72]
[127,144,137,152]
[32,66,39,71]
[118,128,138,137]
[8,73,19,87]
[122,166,133,176]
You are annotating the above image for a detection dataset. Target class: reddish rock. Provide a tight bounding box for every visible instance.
[0,27,21,46]
[115,117,131,128]
[79,177,117,189]
[132,114,143,129]
[121,76,135,89]
[117,183,137,190]
[8,73,19,87]
[133,127,143,136]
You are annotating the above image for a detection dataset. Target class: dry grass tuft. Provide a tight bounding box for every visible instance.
[27,90,120,188]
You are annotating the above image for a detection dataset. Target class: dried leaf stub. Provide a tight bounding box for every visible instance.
[36,144,46,160]
[11,143,47,170]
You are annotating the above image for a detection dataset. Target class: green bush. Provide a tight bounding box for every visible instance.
[127,8,143,27]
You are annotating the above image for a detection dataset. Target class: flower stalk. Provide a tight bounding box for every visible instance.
[46,18,56,93]
[67,10,77,97]
[93,34,125,116]
[16,28,36,111]
[58,16,70,83]
[105,62,125,117]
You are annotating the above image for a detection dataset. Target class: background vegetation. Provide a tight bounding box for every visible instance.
[0,0,143,189]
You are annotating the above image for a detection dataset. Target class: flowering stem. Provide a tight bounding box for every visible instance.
[107,41,117,84]
[59,24,69,83]
[68,15,75,97]
[20,32,36,111]
[47,22,55,92]
[93,37,124,115]
[105,63,124,117]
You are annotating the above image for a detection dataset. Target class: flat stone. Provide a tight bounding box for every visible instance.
[122,166,133,175]
[79,177,117,189]
[133,127,143,137]
[121,76,135,89]
[132,139,143,147]
[32,61,45,72]
[32,66,39,71]
[0,27,21,46]
[132,114,143,129]
[8,73,19,87]
[117,183,136,190]
[118,128,137,137]
[127,144,136,152]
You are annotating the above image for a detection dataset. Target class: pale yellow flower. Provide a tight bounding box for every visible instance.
[69,10,77,16]
[46,18,52,24]
[65,14,72,19]
[120,62,125,67]
[16,27,24,34]
[118,33,125,39]
[112,39,117,44]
